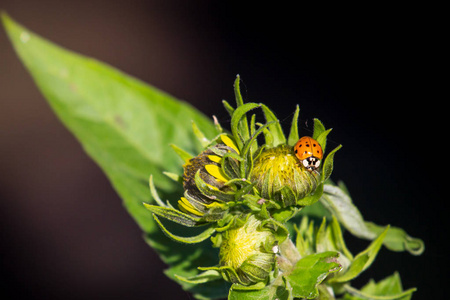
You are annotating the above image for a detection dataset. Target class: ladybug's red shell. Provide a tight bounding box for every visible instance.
[294,137,323,171]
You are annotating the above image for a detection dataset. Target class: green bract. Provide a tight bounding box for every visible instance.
[3,13,425,300]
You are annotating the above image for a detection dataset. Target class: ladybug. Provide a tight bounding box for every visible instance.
[293,136,323,171]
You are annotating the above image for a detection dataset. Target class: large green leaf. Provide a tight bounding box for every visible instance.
[321,182,424,256]
[2,13,226,299]
[285,251,341,299]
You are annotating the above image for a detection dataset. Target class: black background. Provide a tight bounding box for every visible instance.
[0,1,445,299]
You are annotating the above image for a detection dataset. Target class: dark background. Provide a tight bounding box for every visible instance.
[0,1,444,299]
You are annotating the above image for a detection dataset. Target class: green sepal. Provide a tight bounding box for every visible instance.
[261,125,274,147]
[271,206,300,224]
[285,251,342,299]
[194,170,236,202]
[241,121,276,160]
[191,120,211,148]
[170,144,193,163]
[152,214,216,244]
[287,105,300,145]
[239,252,276,283]
[233,75,252,144]
[260,104,287,146]
[162,171,182,184]
[312,119,332,152]
[199,265,243,286]
[231,102,261,150]
[143,203,200,227]
[229,281,267,292]
[296,182,324,206]
[330,226,389,283]
[228,275,292,300]
[174,269,223,284]
[321,144,342,183]
[273,185,297,208]
[149,175,168,208]
[222,99,235,117]
[312,118,326,141]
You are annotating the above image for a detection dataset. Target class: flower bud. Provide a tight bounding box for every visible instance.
[178,136,240,222]
[217,215,278,285]
[249,144,321,205]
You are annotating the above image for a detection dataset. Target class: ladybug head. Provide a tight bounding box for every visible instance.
[302,156,321,172]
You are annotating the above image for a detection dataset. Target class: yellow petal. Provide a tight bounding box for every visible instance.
[220,135,240,154]
[208,155,222,163]
[205,164,228,182]
[178,197,203,216]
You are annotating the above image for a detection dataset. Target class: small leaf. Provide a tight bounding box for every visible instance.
[286,251,341,299]
[153,214,216,243]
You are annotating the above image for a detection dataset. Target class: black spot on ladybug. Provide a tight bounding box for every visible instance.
[317,150,320,153]
[304,151,307,154]
[313,143,316,147]
[294,149,298,153]
[306,144,310,147]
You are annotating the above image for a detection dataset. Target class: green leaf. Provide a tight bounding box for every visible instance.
[2,14,224,298]
[330,216,353,260]
[356,272,416,300]
[321,183,425,256]
[343,272,416,300]
[365,222,425,256]
[330,226,389,283]
[285,251,341,299]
